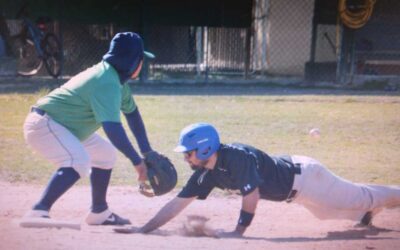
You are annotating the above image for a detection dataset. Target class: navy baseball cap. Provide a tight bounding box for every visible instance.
[103,32,155,82]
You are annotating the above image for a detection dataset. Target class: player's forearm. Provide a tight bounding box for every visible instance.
[138,197,195,233]
[139,213,175,233]
[241,187,260,213]
[102,121,142,165]
[124,108,152,154]
[236,188,259,234]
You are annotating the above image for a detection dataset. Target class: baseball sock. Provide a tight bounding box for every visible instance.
[33,167,80,211]
[90,168,112,213]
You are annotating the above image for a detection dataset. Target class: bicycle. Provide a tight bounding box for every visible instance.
[12,6,63,78]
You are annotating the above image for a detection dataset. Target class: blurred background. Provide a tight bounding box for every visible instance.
[0,0,399,87]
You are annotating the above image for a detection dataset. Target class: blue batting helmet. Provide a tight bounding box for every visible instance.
[174,123,220,160]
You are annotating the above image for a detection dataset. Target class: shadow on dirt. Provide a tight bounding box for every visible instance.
[111,225,400,242]
[246,226,399,242]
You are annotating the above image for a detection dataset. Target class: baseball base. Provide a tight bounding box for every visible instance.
[19,218,81,230]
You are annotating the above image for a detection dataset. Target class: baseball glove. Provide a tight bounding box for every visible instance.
[140,151,177,197]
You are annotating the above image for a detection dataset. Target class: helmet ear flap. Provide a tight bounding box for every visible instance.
[196,135,219,160]
[196,145,211,160]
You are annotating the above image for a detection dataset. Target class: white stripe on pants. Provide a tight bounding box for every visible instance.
[290,155,400,221]
[23,112,117,177]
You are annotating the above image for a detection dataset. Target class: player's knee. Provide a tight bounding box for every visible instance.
[91,145,117,170]
[103,148,117,169]
[72,155,91,177]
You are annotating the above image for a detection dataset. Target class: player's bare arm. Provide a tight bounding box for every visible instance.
[139,196,196,233]
[114,196,196,234]
[218,187,260,238]
[237,187,260,234]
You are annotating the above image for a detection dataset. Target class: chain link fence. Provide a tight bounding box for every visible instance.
[61,23,111,76]
[0,0,399,88]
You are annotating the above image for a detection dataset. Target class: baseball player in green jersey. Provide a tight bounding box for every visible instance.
[23,32,155,225]
[115,123,400,237]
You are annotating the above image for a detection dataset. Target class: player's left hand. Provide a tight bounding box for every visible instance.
[113,226,141,234]
[215,230,243,238]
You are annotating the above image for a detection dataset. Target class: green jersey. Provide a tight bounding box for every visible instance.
[37,61,136,141]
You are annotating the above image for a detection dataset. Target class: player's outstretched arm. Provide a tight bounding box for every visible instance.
[139,196,196,233]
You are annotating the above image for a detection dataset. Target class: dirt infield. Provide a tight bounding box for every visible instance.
[1,181,399,250]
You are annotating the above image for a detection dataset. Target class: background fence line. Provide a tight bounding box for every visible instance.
[0,0,399,88]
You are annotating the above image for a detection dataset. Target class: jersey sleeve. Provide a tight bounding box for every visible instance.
[178,170,216,200]
[229,151,262,196]
[89,82,121,123]
[120,83,136,114]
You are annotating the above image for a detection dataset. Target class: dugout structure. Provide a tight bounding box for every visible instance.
[0,0,399,87]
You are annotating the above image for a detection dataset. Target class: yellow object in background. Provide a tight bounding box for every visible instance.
[339,0,376,29]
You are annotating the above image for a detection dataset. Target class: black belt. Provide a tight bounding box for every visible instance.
[286,164,302,203]
[31,107,46,116]
[293,164,301,175]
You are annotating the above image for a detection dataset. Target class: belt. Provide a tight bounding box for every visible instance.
[293,163,301,174]
[286,190,298,203]
[286,164,302,203]
[31,107,46,116]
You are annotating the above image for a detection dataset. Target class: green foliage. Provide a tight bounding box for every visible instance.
[1,90,399,186]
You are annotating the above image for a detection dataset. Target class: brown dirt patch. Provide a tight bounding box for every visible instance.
[1,181,399,250]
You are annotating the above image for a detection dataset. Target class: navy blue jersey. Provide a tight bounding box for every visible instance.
[178,143,297,201]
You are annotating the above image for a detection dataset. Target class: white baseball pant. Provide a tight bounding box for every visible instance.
[290,155,400,221]
[23,111,117,177]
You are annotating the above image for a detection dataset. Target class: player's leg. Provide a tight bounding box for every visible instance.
[357,183,400,225]
[290,155,399,225]
[83,134,131,225]
[363,184,400,209]
[23,112,91,216]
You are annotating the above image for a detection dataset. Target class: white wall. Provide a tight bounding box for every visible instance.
[253,0,315,76]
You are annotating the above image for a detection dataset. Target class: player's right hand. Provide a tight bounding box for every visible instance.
[139,181,155,197]
[134,160,148,183]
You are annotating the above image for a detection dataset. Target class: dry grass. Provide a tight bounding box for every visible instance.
[1,88,399,186]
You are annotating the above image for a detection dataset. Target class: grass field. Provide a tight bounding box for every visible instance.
[0,86,399,187]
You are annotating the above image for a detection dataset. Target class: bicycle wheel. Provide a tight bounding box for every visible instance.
[42,33,63,78]
[16,38,43,76]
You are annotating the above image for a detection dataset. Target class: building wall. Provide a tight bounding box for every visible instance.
[253,0,314,76]
[268,0,314,75]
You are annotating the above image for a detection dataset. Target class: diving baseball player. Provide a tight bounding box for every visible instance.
[115,123,400,237]
[23,32,157,225]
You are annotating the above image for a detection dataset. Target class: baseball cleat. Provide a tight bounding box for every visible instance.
[101,213,131,226]
[86,209,131,226]
[359,211,373,226]
[358,208,384,227]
